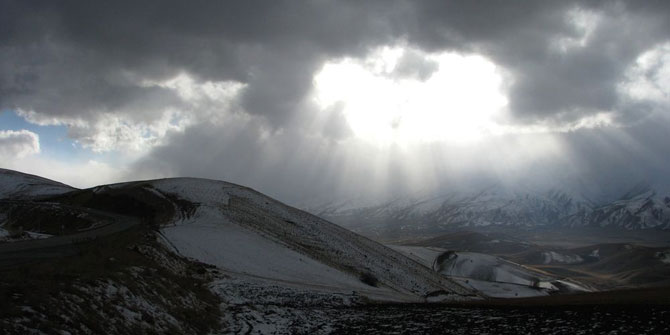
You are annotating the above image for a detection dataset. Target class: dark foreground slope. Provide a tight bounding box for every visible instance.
[0,220,222,334]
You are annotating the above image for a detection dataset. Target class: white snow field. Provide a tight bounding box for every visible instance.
[435,251,550,286]
[656,250,670,264]
[541,251,584,264]
[161,212,375,291]
[451,278,552,298]
[390,246,592,298]
[146,178,474,302]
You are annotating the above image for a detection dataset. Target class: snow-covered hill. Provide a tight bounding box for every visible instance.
[389,245,591,298]
[0,168,74,199]
[1,169,480,333]
[0,169,474,302]
[144,178,472,301]
[11,175,470,303]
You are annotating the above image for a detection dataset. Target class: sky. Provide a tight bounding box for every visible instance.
[1,0,670,204]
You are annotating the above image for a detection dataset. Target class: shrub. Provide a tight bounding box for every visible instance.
[359,272,379,287]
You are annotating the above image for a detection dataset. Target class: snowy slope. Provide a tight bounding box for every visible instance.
[0,168,74,199]
[433,251,591,297]
[160,209,375,291]
[389,245,592,298]
[141,178,474,301]
[0,170,473,301]
[541,251,584,264]
[434,251,552,286]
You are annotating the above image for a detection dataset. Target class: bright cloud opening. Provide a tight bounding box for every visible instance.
[313,47,509,145]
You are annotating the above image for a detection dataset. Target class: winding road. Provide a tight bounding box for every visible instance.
[0,201,140,268]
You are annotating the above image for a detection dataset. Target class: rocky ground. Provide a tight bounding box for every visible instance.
[329,304,670,335]
[213,273,670,334]
[221,303,670,335]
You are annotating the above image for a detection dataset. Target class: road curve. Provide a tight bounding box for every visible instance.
[0,203,140,268]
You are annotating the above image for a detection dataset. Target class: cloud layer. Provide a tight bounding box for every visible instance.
[2,1,670,201]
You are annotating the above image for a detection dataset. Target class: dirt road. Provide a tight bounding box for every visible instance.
[0,203,140,268]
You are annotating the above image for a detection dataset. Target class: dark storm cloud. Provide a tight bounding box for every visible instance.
[3,0,669,128]
[131,119,366,202]
[561,114,670,197]
[399,1,670,124]
[2,0,670,200]
[0,0,402,127]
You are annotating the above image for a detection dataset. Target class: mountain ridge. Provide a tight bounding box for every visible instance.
[307,184,670,239]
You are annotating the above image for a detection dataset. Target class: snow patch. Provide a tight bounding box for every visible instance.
[432,251,592,297]
[151,178,232,206]
[655,250,670,264]
[590,248,600,258]
[0,169,73,199]
[452,278,550,298]
[435,251,552,287]
[542,251,584,264]
[0,227,53,242]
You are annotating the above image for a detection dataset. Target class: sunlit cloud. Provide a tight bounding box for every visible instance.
[0,129,40,158]
[313,46,509,145]
[620,42,670,110]
[141,73,246,122]
[15,73,246,153]
[312,45,622,148]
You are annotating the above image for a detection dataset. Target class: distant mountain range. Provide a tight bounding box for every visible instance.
[307,184,670,239]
